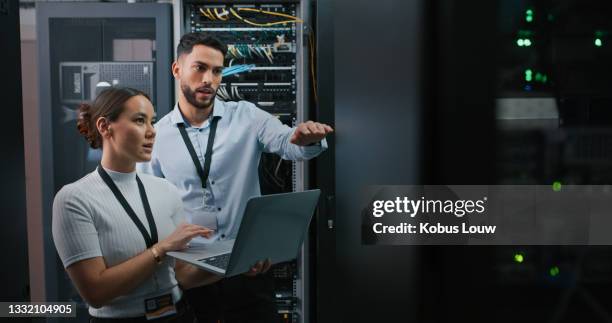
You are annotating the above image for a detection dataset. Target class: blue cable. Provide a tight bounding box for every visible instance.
[222,64,256,77]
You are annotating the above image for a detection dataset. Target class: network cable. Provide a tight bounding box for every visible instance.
[222,64,256,77]
[229,7,303,27]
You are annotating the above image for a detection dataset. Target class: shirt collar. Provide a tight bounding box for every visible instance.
[170,98,226,127]
[98,165,137,183]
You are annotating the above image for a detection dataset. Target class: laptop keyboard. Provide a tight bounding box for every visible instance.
[199,253,231,270]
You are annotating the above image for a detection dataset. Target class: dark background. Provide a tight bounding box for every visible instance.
[315,0,612,322]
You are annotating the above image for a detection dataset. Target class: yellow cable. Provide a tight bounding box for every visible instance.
[199,8,213,20]
[214,8,229,21]
[264,45,274,64]
[237,7,304,23]
[230,8,301,27]
[308,26,318,103]
[206,8,216,20]
[231,44,239,58]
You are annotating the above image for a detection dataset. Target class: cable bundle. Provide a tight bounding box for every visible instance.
[227,44,274,63]
[199,7,230,21]
[222,64,255,77]
[217,84,245,101]
[199,6,303,26]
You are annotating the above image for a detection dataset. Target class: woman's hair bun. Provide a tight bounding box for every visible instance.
[76,103,100,149]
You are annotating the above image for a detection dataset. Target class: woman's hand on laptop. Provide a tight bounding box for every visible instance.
[244,259,272,277]
[156,223,214,255]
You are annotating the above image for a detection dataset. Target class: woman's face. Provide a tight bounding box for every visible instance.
[107,95,156,163]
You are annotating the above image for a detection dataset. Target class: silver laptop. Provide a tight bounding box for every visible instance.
[167,190,321,277]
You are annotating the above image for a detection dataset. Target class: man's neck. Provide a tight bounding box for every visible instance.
[178,96,213,128]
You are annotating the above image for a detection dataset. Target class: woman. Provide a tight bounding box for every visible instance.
[52,87,219,322]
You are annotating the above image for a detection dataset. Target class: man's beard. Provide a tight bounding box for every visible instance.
[181,83,217,109]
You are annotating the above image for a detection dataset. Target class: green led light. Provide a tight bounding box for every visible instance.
[517,39,525,46]
[514,253,524,263]
[549,266,560,277]
[542,75,548,83]
[524,38,532,46]
[525,9,534,22]
[552,181,562,192]
[525,69,533,82]
[535,73,542,82]
[595,38,603,47]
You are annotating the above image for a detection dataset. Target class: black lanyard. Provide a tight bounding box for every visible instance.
[177,116,220,189]
[97,165,158,248]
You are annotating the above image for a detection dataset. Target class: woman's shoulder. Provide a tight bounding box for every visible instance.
[53,171,101,217]
[55,171,99,200]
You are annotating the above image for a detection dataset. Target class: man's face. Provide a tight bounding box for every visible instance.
[173,44,224,110]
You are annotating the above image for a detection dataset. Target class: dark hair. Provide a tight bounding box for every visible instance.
[77,87,149,149]
[177,32,227,58]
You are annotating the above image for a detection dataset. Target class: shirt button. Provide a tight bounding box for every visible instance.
[217,207,222,211]
[221,234,226,239]
[211,181,215,185]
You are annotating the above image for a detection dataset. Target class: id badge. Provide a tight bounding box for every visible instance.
[144,293,177,320]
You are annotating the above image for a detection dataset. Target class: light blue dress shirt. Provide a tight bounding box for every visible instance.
[137,98,327,242]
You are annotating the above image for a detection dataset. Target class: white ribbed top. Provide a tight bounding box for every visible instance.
[52,167,184,318]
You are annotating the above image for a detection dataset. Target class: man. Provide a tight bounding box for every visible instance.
[138,32,332,323]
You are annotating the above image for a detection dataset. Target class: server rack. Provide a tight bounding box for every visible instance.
[314,0,498,321]
[180,1,312,322]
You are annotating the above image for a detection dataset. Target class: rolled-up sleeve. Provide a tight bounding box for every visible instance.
[255,106,327,161]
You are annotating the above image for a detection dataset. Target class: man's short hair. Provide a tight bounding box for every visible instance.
[177,32,228,59]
